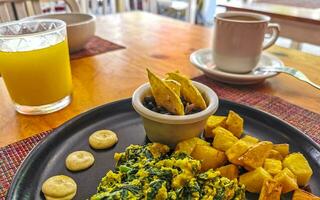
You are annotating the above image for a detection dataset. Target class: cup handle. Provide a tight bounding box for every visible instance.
[262,23,280,50]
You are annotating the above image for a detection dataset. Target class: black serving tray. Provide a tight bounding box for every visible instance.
[7,98,320,199]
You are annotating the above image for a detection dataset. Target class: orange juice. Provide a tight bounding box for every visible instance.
[0,39,72,106]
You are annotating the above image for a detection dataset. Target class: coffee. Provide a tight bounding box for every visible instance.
[213,11,280,74]
[223,15,260,21]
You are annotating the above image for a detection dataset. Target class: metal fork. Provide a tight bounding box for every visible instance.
[258,66,320,90]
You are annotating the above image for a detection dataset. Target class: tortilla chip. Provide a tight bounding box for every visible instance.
[167,72,207,110]
[164,79,181,96]
[147,69,184,115]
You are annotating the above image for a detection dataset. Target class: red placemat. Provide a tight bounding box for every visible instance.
[1,75,320,199]
[70,36,125,60]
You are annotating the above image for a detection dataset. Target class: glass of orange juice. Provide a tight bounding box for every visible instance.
[0,19,72,115]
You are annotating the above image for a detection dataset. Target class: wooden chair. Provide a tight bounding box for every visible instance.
[108,0,137,13]
[104,0,161,14]
[78,0,117,14]
[0,0,81,22]
[125,0,154,11]
[153,0,198,23]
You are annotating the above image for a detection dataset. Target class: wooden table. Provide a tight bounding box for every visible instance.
[0,11,319,147]
[217,0,320,45]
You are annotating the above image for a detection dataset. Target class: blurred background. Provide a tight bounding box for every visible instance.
[1,0,319,55]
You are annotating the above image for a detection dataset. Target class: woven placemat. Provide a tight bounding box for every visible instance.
[1,75,320,199]
[194,76,320,144]
[70,36,124,60]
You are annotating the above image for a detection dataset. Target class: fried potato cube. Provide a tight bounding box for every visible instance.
[241,135,259,145]
[239,167,272,193]
[258,179,282,200]
[175,137,209,155]
[292,189,320,200]
[204,116,226,138]
[283,153,313,186]
[264,158,282,175]
[226,140,251,165]
[191,145,227,172]
[273,144,289,158]
[267,149,284,161]
[225,110,243,138]
[274,168,299,193]
[212,127,239,151]
[216,164,239,180]
[240,141,273,170]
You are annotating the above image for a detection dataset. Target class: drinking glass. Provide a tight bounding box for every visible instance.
[0,19,72,115]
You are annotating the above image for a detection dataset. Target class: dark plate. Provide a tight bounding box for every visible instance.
[6,98,320,199]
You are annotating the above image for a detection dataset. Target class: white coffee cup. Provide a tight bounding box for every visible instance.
[213,11,280,74]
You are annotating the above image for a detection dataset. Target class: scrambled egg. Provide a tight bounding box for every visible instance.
[91,143,245,200]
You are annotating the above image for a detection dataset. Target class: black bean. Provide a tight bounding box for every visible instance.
[189,108,201,114]
[144,96,154,102]
[143,95,202,115]
[157,107,166,112]
[148,101,155,108]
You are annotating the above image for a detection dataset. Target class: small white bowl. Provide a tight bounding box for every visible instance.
[25,13,96,53]
[132,81,219,148]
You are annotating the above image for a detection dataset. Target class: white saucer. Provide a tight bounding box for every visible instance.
[190,48,284,85]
